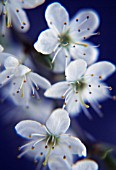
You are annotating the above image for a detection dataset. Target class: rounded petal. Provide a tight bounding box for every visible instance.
[34,29,58,54]
[15,120,47,139]
[44,81,69,98]
[10,4,30,32]
[4,56,19,69]
[85,61,116,80]
[46,108,70,135]
[69,10,100,41]
[45,2,69,34]
[72,159,98,170]
[60,134,87,157]
[48,156,71,170]
[20,0,45,9]
[70,42,99,65]
[29,72,51,89]
[65,59,87,81]
[14,65,31,77]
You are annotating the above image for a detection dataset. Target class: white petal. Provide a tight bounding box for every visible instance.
[66,92,81,116]
[85,61,116,80]
[34,29,58,54]
[0,70,12,87]
[44,81,69,98]
[4,56,19,69]
[60,134,87,157]
[46,109,70,135]
[65,59,87,81]
[69,10,100,41]
[14,65,31,77]
[48,156,71,170]
[45,2,69,34]
[10,3,30,32]
[15,120,47,139]
[0,44,4,52]
[29,72,51,89]
[20,0,45,9]
[70,42,99,65]
[72,159,98,170]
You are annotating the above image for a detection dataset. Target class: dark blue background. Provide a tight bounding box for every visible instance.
[0,0,116,170]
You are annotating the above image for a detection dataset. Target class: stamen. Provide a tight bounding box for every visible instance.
[51,46,62,63]
[74,42,88,47]
[78,93,89,108]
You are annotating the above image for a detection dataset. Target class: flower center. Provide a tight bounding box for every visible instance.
[58,32,71,47]
[73,80,86,92]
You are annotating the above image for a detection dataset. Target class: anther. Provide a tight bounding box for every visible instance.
[87,28,90,30]
[21,26,24,29]
[40,152,43,156]
[28,135,32,138]
[91,74,94,77]
[31,146,35,150]
[64,22,67,25]
[24,80,26,83]
[87,16,89,19]
[16,9,19,12]
[22,22,26,25]
[83,53,86,55]
[62,96,65,99]
[89,85,91,87]
[64,102,67,106]
[78,29,81,32]
[99,76,102,80]
[76,18,78,22]
[63,155,66,159]
[45,145,48,149]
[17,91,19,93]
[7,76,10,78]
[73,45,75,47]
[76,91,78,94]
[89,92,92,94]
[75,100,78,102]
[84,37,86,40]
[109,86,112,90]
[50,21,52,25]
[52,146,54,150]
[68,145,71,149]
[98,85,100,88]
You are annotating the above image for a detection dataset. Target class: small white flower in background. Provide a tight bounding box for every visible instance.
[15,109,86,166]
[0,55,51,105]
[34,2,100,73]
[48,156,98,170]
[45,59,115,118]
[2,98,54,124]
[0,0,45,35]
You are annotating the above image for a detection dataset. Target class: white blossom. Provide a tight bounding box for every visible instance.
[0,56,51,106]
[34,2,100,73]
[45,59,115,118]
[15,108,86,166]
[0,0,45,35]
[48,156,98,170]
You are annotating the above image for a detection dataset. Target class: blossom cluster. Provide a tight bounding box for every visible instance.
[0,1,115,170]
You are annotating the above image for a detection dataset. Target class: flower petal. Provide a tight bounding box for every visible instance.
[60,134,87,157]
[10,3,30,32]
[0,44,4,52]
[44,81,69,98]
[15,120,47,139]
[72,159,98,170]
[65,59,87,81]
[29,72,51,89]
[45,2,69,34]
[20,0,45,9]
[69,10,100,41]
[4,56,19,69]
[48,156,71,170]
[70,42,99,65]
[85,61,116,80]
[46,108,70,135]
[34,29,58,54]
[14,65,31,77]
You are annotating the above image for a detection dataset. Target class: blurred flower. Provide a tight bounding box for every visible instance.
[48,156,98,170]
[0,0,45,35]
[0,55,51,106]
[34,2,99,73]
[15,108,86,166]
[45,59,115,118]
